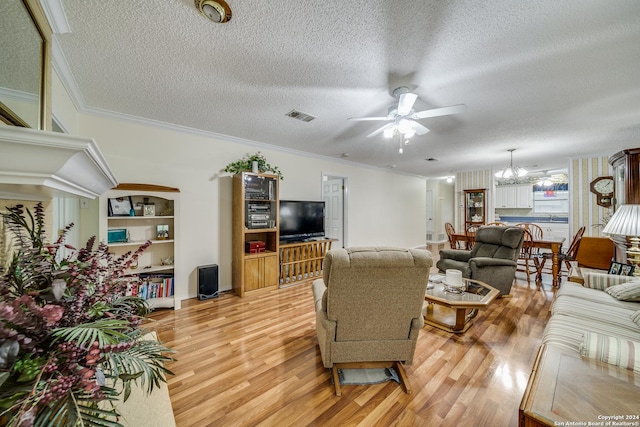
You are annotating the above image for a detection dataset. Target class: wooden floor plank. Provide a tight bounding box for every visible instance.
[148,265,559,426]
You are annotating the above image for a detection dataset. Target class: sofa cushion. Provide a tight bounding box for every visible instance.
[551,296,639,330]
[632,310,640,327]
[605,280,640,301]
[581,269,636,290]
[556,282,640,310]
[580,331,640,373]
[543,314,640,353]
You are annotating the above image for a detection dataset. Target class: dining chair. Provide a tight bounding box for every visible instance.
[514,223,544,283]
[465,224,480,250]
[445,222,462,249]
[536,226,586,282]
[486,222,507,226]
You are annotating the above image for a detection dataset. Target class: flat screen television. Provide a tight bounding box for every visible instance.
[279,200,325,242]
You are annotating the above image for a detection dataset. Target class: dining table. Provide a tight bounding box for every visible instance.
[450,231,566,287]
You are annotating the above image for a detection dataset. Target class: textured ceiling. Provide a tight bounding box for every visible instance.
[47,0,640,177]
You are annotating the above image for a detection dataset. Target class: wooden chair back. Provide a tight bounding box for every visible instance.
[445,222,459,249]
[515,223,544,254]
[565,226,586,260]
[466,224,480,248]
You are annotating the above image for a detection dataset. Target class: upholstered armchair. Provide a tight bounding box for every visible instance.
[436,226,525,295]
[311,246,432,396]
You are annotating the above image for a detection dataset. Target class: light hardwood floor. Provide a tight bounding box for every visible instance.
[148,264,559,426]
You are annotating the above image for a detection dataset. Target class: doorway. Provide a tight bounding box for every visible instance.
[321,173,348,248]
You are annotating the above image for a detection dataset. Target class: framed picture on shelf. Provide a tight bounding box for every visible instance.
[608,261,635,276]
[608,262,622,275]
[621,264,635,276]
[108,197,133,216]
[143,204,155,217]
[156,225,169,240]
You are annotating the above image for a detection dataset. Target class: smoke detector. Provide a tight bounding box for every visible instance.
[195,0,232,23]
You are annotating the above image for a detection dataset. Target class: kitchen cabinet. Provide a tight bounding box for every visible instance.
[495,185,532,209]
[535,222,569,245]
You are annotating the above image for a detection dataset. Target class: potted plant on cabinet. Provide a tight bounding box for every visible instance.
[222,152,283,180]
[0,203,174,426]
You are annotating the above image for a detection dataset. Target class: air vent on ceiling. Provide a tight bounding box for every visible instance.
[286,110,316,122]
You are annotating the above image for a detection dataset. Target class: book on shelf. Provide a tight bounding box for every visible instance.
[137,273,174,300]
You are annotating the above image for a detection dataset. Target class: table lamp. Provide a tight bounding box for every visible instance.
[602,204,640,277]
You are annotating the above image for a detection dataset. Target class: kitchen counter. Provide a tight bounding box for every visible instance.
[497,216,568,224]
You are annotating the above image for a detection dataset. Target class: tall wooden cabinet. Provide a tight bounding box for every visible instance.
[610,147,640,207]
[100,184,180,310]
[609,148,640,262]
[232,172,280,297]
[464,189,486,227]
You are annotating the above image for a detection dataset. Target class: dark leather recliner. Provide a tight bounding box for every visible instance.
[436,226,525,295]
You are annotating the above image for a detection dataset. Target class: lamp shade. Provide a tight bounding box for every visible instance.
[602,204,640,237]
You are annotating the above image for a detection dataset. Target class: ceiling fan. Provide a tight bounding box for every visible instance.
[348,87,467,139]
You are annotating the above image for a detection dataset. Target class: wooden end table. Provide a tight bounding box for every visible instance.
[424,278,499,333]
[520,344,640,426]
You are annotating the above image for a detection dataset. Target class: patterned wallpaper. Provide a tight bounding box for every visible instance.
[569,155,611,237]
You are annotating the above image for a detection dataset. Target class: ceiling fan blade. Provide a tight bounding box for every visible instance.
[409,121,430,136]
[411,104,467,119]
[348,116,392,122]
[397,92,418,116]
[366,123,395,138]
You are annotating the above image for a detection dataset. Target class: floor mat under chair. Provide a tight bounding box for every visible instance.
[334,368,401,385]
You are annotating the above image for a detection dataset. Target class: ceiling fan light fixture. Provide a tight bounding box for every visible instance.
[537,177,553,186]
[397,118,416,138]
[195,0,232,23]
[383,127,395,139]
[403,127,416,139]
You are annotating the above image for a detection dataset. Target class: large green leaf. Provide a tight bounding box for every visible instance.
[52,319,131,348]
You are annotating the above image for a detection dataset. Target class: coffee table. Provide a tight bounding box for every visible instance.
[424,277,499,333]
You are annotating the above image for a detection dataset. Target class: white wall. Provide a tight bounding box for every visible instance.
[73,113,427,300]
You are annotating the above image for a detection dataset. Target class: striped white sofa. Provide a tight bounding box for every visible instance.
[541,268,640,371]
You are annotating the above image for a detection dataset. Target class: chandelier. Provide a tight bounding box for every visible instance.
[494,149,527,179]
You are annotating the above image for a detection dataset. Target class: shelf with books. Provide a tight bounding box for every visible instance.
[100,184,180,309]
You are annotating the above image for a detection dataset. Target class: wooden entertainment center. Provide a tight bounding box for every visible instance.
[232,172,280,297]
[232,172,334,296]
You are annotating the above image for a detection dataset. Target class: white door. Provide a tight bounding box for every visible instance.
[322,175,347,248]
[426,189,434,241]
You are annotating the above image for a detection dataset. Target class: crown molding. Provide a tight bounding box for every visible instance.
[0,126,117,199]
[39,0,71,34]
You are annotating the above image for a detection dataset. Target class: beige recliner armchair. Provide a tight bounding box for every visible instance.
[311,246,432,396]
